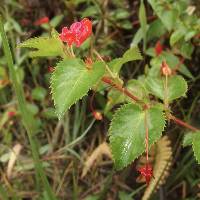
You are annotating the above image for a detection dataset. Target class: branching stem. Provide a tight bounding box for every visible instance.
[101,76,199,132]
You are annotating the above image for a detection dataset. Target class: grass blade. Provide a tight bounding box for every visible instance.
[0,15,57,200]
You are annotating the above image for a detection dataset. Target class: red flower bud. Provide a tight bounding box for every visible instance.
[8,111,16,118]
[48,66,55,73]
[155,41,163,56]
[34,17,49,26]
[60,18,92,47]
[161,61,172,76]
[138,164,153,185]
[92,111,103,121]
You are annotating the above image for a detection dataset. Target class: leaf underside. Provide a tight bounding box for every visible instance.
[51,58,105,119]
[109,103,166,170]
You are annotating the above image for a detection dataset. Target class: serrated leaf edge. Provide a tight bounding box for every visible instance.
[192,133,200,164]
[108,103,166,170]
[50,59,104,120]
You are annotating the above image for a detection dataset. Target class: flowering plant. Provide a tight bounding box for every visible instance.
[18,10,200,186]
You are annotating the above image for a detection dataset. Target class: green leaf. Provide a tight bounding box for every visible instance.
[51,58,105,119]
[192,132,200,164]
[183,132,193,147]
[149,51,194,79]
[170,30,185,46]
[131,28,143,47]
[118,191,132,200]
[104,79,148,113]
[147,0,178,31]
[112,9,130,20]
[109,47,142,74]
[32,87,47,101]
[139,0,147,50]
[179,42,194,59]
[42,108,57,119]
[147,19,166,41]
[109,104,165,169]
[146,75,187,102]
[26,103,39,116]
[18,36,64,57]
[123,47,142,62]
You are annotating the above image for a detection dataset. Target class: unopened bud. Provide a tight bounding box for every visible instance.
[161,61,172,76]
[8,111,16,117]
[92,111,103,120]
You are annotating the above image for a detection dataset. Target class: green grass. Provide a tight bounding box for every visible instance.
[0,15,57,200]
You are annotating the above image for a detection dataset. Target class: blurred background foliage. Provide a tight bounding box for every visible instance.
[0,0,200,199]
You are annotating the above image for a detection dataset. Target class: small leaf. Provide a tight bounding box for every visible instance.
[109,47,142,74]
[182,132,193,147]
[170,30,185,46]
[139,0,147,50]
[192,132,200,163]
[32,87,47,101]
[131,27,143,47]
[179,42,194,59]
[18,36,64,57]
[147,19,166,41]
[26,103,39,116]
[51,58,105,119]
[109,104,165,170]
[42,108,57,119]
[112,9,130,20]
[123,47,142,63]
[147,0,177,31]
[146,75,187,102]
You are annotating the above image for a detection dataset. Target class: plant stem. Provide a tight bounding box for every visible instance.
[0,15,56,200]
[164,74,169,110]
[94,50,116,79]
[101,76,200,132]
[144,109,149,163]
[168,114,199,132]
[102,76,141,103]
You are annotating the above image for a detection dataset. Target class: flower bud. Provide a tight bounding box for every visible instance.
[161,61,172,76]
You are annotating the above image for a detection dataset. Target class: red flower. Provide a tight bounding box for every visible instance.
[60,18,92,47]
[155,41,163,56]
[34,17,49,26]
[59,27,75,46]
[138,164,153,185]
[8,111,16,117]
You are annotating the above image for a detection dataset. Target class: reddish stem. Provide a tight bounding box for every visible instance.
[169,114,199,132]
[101,76,140,103]
[144,110,149,163]
[101,76,199,132]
